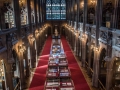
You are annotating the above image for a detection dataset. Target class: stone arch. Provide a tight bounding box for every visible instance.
[109,56,120,89]
[98,48,107,88]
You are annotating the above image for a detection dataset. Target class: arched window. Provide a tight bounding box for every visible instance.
[46,0,66,20]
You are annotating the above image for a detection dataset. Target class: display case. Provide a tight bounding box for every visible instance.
[46,67,59,78]
[44,78,60,90]
[45,39,75,90]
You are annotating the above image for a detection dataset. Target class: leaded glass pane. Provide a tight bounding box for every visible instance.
[46,0,66,20]
[61,0,66,19]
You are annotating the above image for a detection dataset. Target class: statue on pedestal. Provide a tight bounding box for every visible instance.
[54,29,58,40]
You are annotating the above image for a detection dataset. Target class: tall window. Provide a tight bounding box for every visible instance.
[46,0,66,20]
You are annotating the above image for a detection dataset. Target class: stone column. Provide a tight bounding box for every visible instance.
[95,0,102,46]
[92,52,99,87]
[39,0,42,26]
[81,0,87,67]
[71,0,75,27]
[92,0,102,87]
[74,35,76,53]
[77,0,80,30]
[13,0,21,37]
[81,39,86,67]
[24,50,30,77]
[83,0,87,32]
[34,0,37,27]
[18,52,24,89]
[27,0,32,32]
[106,61,113,90]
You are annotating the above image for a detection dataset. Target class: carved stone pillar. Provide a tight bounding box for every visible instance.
[106,61,113,90]
[76,0,80,30]
[74,36,77,53]
[81,40,86,67]
[95,0,102,46]
[79,38,82,59]
[27,0,32,33]
[88,44,92,76]
[24,50,30,77]
[92,51,99,87]
[5,60,14,90]
[83,0,88,32]
[34,0,37,27]
[76,37,78,56]
[18,52,24,89]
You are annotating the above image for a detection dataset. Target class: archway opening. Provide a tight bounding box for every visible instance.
[113,57,120,90]
[99,48,107,88]
[12,49,20,89]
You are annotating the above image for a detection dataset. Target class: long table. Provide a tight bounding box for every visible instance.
[44,40,75,90]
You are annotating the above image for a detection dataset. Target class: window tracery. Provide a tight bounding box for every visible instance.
[46,0,66,20]
[3,2,15,29]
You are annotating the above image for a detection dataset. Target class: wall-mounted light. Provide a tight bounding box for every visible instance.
[116,57,119,60]
[91,45,94,49]
[35,30,40,37]
[0,65,4,78]
[81,2,84,8]
[74,4,77,11]
[91,0,96,5]
[30,35,35,42]
[94,47,99,52]
[118,65,120,71]
[18,43,26,53]
[19,0,24,7]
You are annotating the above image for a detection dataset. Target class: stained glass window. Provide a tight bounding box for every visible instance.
[46,0,66,20]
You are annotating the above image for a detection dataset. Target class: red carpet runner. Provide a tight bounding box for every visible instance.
[29,36,52,90]
[61,36,90,90]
